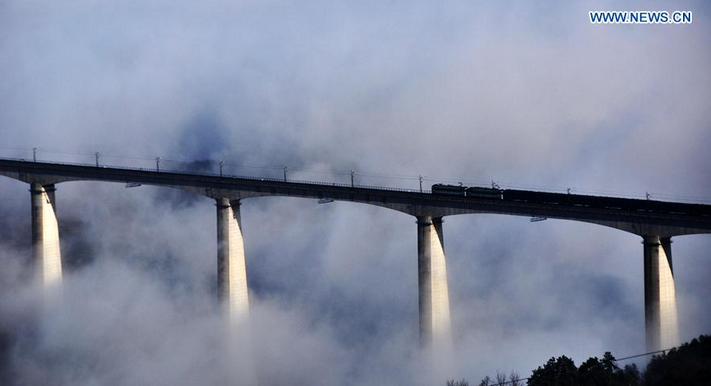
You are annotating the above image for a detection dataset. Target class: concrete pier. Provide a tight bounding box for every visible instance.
[216,198,249,321]
[31,183,62,288]
[643,235,679,352]
[417,216,452,351]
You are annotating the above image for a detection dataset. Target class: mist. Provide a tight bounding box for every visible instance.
[1,1,710,385]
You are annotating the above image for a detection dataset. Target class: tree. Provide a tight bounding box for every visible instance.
[643,335,711,386]
[577,356,610,385]
[621,364,641,385]
[508,371,523,386]
[448,335,709,386]
[576,352,638,386]
[475,371,521,386]
[528,356,577,386]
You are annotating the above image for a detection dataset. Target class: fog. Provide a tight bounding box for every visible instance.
[1,1,710,385]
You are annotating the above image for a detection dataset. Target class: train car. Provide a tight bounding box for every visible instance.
[466,186,503,199]
[503,189,711,217]
[682,202,711,217]
[431,184,466,196]
[503,189,562,204]
[436,184,711,218]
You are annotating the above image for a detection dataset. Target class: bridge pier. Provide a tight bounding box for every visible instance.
[216,198,249,321]
[417,216,452,351]
[643,235,679,352]
[31,183,62,288]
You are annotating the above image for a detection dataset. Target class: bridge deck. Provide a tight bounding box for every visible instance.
[1,158,709,236]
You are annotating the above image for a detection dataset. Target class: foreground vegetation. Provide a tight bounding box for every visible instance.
[446,334,711,386]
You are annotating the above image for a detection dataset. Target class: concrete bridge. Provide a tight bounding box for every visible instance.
[1,157,710,354]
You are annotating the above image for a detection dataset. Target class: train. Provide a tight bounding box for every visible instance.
[430,184,711,217]
[431,184,503,199]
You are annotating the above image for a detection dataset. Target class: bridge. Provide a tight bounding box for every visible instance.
[1,156,710,354]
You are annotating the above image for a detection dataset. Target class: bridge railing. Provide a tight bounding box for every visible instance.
[0,156,432,194]
[4,152,710,205]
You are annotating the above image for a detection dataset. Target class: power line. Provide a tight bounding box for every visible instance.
[616,346,678,362]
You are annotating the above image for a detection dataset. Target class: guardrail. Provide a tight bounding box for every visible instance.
[3,155,711,206]
[0,156,432,194]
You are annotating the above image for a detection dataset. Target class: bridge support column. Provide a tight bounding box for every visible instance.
[216,198,249,321]
[643,235,679,352]
[417,216,452,351]
[31,183,62,288]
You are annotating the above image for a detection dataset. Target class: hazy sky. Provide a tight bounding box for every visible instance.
[1,1,710,385]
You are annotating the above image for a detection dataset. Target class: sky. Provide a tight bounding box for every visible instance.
[1,1,710,385]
